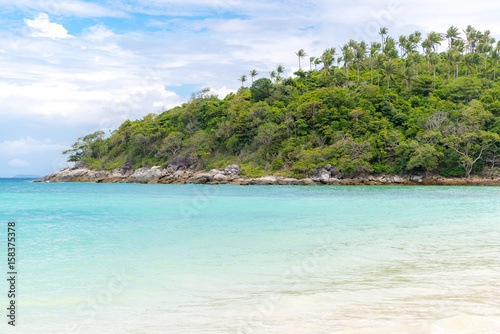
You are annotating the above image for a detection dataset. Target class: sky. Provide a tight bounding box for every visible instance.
[1,0,500,177]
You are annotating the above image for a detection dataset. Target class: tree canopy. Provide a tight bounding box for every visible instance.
[66,25,500,178]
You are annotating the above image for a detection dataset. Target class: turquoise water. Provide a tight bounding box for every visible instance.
[1,179,500,333]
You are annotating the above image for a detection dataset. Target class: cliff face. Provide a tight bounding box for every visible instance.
[35,165,500,186]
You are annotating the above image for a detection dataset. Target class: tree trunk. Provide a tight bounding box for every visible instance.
[371,59,373,84]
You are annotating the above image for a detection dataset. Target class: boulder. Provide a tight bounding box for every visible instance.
[130,166,165,183]
[310,168,330,181]
[249,176,277,185]
[393,175,406,183]
[168,155,195,171]
[292,178,317,186]
[213,174,228,182]
[276,178,298,185]
[410,175,424,182]
[189,173,212,184]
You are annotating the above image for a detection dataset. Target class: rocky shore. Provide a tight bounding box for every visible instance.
[35,164,500,186]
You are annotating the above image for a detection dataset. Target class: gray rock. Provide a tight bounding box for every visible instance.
[330,167,341,177]
[410,175,424,182]
[310,169,330,181]
[189,173,212,184]
[393,175,406,183]
[168,155,195,171]
[324,164,332,171]
[213,174,228,182]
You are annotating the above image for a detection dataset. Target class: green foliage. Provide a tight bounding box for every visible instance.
[65,26,500,178]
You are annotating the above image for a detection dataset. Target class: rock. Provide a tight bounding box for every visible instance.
[323,178,341,185]
[410,175,424,182]
[324,164,332,171]
[213,174,228,182]
[189,173,212,184]
[130,166,165,183]
[168,155,195,171]
[276,178,298,185]
[249,176,277,185]
[330,167,341,178]
[310,169,330,181]
[292,178,317,186]
[393,175,405,183]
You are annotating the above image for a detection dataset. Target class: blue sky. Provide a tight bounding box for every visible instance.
[1,0,500,177]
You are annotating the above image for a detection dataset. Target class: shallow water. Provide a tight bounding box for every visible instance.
[1,179,499,333]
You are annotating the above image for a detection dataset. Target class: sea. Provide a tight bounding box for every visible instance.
[1,178,499,333]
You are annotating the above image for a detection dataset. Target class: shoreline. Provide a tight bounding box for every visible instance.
[35,165,500,186]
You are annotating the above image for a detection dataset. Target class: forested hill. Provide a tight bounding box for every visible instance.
[64,26,500,178]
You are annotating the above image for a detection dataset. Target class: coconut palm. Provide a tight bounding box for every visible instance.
[239,75,247,87]
[370,42,381,84]
[296,49,307,70]
[320,50,334,74]
[382,60,397,89]
[354,42,367,83]
[249,69,258,84]
[309,56,316,71]
[276,65,285,82]
[269,71,276,83]
[314,57,321,70]
[401,66,417,93]
[398,35,408,58]
[374,53,385,86]
[491,48,500,80]
[446,26,460,50]
[379,27,388,48]
[429,53,440,89]
[341,44,354,77]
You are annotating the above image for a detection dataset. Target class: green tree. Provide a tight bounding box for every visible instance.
[296,49,307,70]
[250,69,258,84]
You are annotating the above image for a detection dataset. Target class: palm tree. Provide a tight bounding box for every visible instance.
[398,35,407,58]
[276,65,285,82]
[314,57,321,70]
[320,50,334,74]
[269,71,276,83]
[383,37,398,59]
[451,49,461,78]
[296,49,307,70]
[382,60,397,89]
[379,27,388,48]
[445,49,454,80]
[249,69,258,84]
[422,39,433,75]
[309,56,316,71]
[401,66,417,93]
[239,75,247,87]
[446,26,460,50]
[374,53,385,86]
[370,42,381,84]
[429,53,440,89]
[354,42,367,83]
[341,44,354,77]
[491,47,500,80]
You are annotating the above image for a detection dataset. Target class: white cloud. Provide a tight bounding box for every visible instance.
[25,13,72,39]
[84,24,115,42]
[0,0,125,18]
[0,137,67,155]
[8,159,31,167]
[211,87,235,99]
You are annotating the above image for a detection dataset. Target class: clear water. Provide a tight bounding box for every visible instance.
[1,179,500,333]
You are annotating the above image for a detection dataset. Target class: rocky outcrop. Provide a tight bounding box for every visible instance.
[35,165,500,186]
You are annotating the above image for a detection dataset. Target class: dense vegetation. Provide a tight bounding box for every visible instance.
[65,26,500,178]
